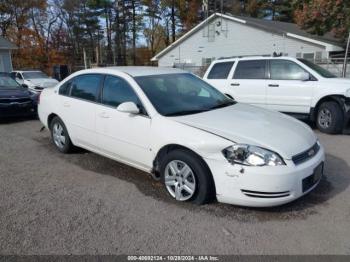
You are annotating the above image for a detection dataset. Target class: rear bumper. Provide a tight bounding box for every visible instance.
[204,145,325,207]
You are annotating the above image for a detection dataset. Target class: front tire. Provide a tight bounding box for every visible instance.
[160,149,215,205]
[50,116,74,153]
[316,101,344,134]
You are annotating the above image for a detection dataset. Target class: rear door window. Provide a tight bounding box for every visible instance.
[59,80,72,96]
[70,74,103,102]
[207,62,234,79]
[233,60,267,79]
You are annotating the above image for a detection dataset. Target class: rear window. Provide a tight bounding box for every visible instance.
[233,60,267,79]
[207,62,234,79]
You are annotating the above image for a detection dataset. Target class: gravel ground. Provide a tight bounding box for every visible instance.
[0,119,350,255]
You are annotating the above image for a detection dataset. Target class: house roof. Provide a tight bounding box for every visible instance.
[151,13,344,61]
[240,15,343,46]
[0,36,17,50]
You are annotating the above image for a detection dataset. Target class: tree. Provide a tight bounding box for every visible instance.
[177,0,202,32]
[0,0,16,37]
[142,0,166,56]
[294,0,350,39]
[162,0,178,43]
[260,0,294,21]
[127,0,142,65]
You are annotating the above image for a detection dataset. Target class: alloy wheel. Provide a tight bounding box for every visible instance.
[52,122,66,149]
[318,108,332,129]
[164,160,196,201]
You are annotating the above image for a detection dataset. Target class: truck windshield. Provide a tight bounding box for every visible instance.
[298,59,337,78]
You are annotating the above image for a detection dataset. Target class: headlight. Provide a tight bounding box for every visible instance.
[222,144,285,166]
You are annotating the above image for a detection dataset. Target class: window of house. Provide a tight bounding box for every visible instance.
[303,53,315,60]
[233,60,267,79]
[315,51,322,61]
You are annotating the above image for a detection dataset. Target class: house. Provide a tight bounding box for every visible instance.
[151,13,344,68]
[0,36,17,72]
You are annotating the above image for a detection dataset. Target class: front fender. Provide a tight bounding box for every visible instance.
[150,115,233,161]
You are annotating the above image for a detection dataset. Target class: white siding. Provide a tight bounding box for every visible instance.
[158,17,326,67]
[0,50,13,72]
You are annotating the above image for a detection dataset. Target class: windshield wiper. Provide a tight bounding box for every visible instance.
[209,100,236,110]
[165,109,208,117]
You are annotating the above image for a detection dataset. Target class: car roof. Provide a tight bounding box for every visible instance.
[12,70,43,73]
[213,56,298,63]
[76,66,187,77]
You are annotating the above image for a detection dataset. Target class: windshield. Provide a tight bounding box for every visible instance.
[22,71,49,79]
[0,75,21,89]
[298,59,337,78]
[135,73,235,116]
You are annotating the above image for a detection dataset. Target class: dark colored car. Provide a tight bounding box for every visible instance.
[0,72,38,118]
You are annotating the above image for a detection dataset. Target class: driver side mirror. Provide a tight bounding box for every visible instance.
[116,102,140,114]
[21,84,28,88]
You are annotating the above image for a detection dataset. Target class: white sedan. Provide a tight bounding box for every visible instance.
[11,70,59,93]
[38,67,325,207]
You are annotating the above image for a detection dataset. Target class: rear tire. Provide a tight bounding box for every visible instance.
[160,149,215,205]
[316,101,343,134]
[50,116,74,153]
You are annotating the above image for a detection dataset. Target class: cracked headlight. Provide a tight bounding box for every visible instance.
[222,144,285,166]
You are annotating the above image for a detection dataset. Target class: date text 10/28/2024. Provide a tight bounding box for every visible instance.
[127,255,219,261]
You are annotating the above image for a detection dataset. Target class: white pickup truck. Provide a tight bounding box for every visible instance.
[203,56,350,134]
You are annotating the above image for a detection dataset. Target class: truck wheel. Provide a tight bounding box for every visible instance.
[316,101,343,134]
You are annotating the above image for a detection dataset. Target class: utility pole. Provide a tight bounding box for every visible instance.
[96,46,99,67]
[342,31,350,78]
[83,48,87,69]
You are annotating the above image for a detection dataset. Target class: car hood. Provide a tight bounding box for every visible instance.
[172,103,317,159]
[0,88,32,98]
[26,78,58,87]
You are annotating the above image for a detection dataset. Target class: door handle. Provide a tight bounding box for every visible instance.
[98,112,110,119]
[231,83,240,86]
[268,84,279,87]
[63,102,70,107]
